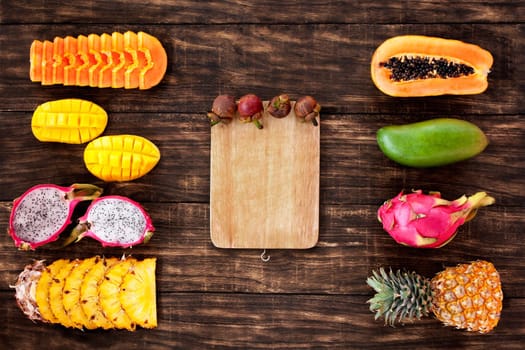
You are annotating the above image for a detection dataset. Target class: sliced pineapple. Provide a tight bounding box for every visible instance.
[80,256,119,329]
[49,259,79,328]
[35,259,70,324]
[99,258,136,331]
[63,256,99,329]
[120,258,157,328]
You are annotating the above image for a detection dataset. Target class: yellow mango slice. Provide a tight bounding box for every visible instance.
[32,99,108,144]
[84,134,161,182]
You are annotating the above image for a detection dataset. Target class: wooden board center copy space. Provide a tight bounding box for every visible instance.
[210,102,320,249]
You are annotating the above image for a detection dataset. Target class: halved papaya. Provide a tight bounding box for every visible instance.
[29,31,167,90]
[371,35,493,97]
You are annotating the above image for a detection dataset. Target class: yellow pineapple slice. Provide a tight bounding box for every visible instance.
[99,258,136,330]
[35,259,70,324]
[63,256,99,329]
[49,259,79,328]
[80,256,119,329]
[120,258,157,328]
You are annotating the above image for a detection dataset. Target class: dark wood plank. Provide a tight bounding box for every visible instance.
[1,0,524,24]
[2,292,524,349]
[1,203,524,297]
[0,113,522,205]
[0,24,523,115]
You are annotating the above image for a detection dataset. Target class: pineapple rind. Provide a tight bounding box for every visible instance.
[431,260,503,334]
[35,259,70,324]
[120,258,157,328]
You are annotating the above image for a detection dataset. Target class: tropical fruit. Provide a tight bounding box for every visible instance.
[30,31,167,89]
[371,35,493,96]
[12,256,157,330]
[8,184,103,250]
[367,260,503,334]
[67,195,155,248]
[376,118,489,167]
[377,190,495,248]
[32,99,108,144]
[83,134,161,182]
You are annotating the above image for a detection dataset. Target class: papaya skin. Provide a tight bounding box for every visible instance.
[371,35,493,97]
[376,118,488,167]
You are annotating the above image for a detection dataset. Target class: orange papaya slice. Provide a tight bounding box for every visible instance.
[124,31,141,89]
[63,36,78,86]
[30,40,43,82]
[76,35,91,86]
[29,31,167,90]
[41,40,54,85]
[52,37,65,84]
[87,34,102,87]
[111,32,128,88]
[138,32,167,90]
[371,35,493,97]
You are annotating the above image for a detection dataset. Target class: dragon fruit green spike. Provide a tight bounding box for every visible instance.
[377,190,495,248]
[65,195,155,248]
[9,184,103,250]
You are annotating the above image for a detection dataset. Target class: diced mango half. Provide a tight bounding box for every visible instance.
[84,134,161,182]
[31,99,108,144]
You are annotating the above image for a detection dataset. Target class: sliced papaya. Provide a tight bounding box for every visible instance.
[32,99,108,144]
[29,31,167,90]
[84,134,161,182]
[371,35,493,97]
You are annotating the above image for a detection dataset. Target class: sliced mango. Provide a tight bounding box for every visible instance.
[84,134,161,182]
[30,31,167,89]
[32,99,108,144]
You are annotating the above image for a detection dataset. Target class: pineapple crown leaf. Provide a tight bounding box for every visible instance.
[366,268,434,326]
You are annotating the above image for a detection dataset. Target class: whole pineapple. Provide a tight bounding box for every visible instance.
[366,260,503,333]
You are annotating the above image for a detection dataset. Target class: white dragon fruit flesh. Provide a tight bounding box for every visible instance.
[377,190,495,248]
[9,184,103,250]
[67,195,155,248]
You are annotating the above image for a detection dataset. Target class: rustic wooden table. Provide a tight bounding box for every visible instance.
[1,1,524,349]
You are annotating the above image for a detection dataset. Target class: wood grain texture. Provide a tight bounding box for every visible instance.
[0,1,524,349]
[210,102,319,248]
[0,24,523,115]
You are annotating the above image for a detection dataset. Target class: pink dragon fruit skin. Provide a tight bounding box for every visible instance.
[377,190,495,248]
[8,184,103,250]
[66,195,155,248]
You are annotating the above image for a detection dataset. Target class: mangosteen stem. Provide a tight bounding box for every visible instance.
[253,119,263,129]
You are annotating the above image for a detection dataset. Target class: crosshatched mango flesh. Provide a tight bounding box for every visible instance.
[31,99,108,144]
[30,31,167,90]
[84,134,161,182]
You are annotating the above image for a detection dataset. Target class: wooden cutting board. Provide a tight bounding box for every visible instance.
[210,102,320,249]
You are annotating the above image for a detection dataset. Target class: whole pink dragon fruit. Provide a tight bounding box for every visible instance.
[9,184,103,250]
[65,195,155,248]
[377,190,495,248]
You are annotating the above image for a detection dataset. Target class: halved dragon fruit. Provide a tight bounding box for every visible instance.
[9,184,103,250]
[378,190,495,248]
[67,195,155,248]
